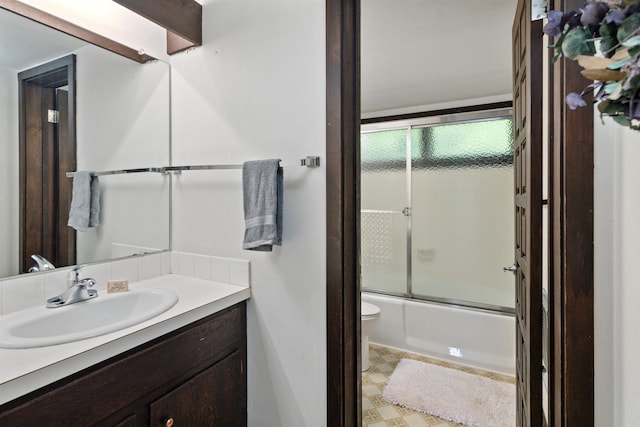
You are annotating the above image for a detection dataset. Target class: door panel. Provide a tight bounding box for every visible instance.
[56,90,76,267]
[149,352,244,427]
[22,82,47,272]
[512,0,543,425]
[550,1,595,423]
[360,128,408,294]
[19,56,76,273]
[410,120,515,308]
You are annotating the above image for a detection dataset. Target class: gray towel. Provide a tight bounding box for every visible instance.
[242,159,283,251]
[68,171,100,232]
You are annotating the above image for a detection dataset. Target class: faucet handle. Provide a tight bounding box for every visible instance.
[71,264,87,272]
[68,264,88,286]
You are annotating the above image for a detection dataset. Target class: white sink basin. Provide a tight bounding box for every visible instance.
[0,288,178,349]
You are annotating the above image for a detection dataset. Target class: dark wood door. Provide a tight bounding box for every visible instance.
[512,1,543,426]
[22,82,50,271]
[55,89,75,267]
[19,55,76,273]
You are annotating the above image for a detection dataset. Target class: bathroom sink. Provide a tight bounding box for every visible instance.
[0,288,178,349]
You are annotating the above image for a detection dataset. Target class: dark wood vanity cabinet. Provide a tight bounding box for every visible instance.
[0,302,247,427]
[149,350,244,426]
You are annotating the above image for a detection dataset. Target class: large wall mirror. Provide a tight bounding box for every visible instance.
[0,6,170,278]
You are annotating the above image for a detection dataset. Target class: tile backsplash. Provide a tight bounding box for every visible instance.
[0,251,250,315]
[171,251,250,287]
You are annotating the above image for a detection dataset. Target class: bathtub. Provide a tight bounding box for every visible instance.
[362,292,516,375]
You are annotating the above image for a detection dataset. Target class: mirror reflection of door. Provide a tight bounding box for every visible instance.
[18,54,76,273]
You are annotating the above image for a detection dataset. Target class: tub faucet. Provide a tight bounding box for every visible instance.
[46,265,98,308]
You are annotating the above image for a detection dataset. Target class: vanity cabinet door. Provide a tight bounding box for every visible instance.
[150,350,246,427]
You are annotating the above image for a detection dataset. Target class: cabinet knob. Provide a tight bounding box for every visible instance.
[165,417,174,427]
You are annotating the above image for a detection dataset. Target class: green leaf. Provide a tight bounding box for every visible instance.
[603,101,626,115]
[607,57,631,70]
[624,36,640,47]
[612,114,631,127]
[630,45,640,57]
[598,99,611,113]
[611,82,624,100]
[562,27,596,60]
[551,30,568,62]
[628,74,640,91]
[553,49,563,62]
[618,14,640,47]
[604,81,621,94]
[553,42,565,62]
[600,22,619,58]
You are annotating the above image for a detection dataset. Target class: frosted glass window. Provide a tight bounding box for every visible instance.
[361,129,406,172]
[412,118,514,168]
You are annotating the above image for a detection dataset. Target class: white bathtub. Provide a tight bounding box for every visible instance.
[362,292,516,375]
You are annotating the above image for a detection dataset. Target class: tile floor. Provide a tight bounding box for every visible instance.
[362,344,515,427]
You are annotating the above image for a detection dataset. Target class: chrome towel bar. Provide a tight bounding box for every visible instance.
[66,156,320,178]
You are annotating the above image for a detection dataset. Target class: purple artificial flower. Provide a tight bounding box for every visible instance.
[566,92,587,110]
[580,2,609,26]
[605,9,626,25]
[562,11,583,30]
[625,3,640,17]
[543,10,565,38]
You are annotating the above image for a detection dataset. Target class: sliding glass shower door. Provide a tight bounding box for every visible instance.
[360,109,515,312]
[360,128,409,295]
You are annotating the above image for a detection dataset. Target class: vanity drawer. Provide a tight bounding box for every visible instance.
[0,302,246,426]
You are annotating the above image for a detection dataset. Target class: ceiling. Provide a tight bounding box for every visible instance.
[0,8,87,71]
[361,0,517,114]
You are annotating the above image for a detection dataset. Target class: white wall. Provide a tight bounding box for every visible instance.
[594,114,640,426]
[169,1,326,426]
[0,67,18,277]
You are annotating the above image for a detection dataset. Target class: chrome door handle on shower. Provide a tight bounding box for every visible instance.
[503,264,517,273]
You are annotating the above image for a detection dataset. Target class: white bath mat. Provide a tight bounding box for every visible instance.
[382,358,515,427]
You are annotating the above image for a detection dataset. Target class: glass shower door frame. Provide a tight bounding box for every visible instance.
[361,108,515,315]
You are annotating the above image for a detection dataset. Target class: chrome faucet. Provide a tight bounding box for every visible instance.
[46,265,98,308]
[28,254,56,272]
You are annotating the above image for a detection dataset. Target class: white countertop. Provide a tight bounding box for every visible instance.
[0,274,251,405]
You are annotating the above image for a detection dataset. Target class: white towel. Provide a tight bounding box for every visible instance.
[242,159,283,251]
[68,171,100,232]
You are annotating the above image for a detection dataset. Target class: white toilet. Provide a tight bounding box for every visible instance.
[361,301,381,371]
